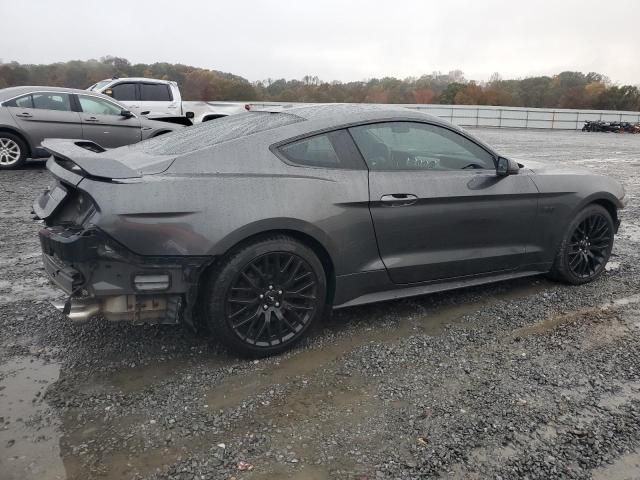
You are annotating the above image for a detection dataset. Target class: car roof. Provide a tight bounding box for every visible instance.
[98,77,175,85]
[0,85,122,104]
[130,103,481,157]
[278,103,445,128]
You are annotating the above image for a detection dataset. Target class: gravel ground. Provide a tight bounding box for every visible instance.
[1,128,639,480]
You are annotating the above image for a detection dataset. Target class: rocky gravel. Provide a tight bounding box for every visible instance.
[1,128,639,480]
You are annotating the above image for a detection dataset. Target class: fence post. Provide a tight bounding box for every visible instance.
[525,110,529,129]
[476,108,479,128]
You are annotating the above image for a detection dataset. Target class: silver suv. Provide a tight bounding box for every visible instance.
[0,86,182,169]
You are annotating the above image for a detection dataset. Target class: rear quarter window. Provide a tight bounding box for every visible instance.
[279,133,341,168]
[140,83,173,102]
[5,95,34,108]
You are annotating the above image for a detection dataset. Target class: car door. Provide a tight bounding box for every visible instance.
[76,94,141,148]
[5,92,82,151]
[349,121,539,284]
[108,82,142,116]
[139,83,177,116]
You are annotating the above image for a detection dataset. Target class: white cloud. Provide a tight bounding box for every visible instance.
[0,0,637,84]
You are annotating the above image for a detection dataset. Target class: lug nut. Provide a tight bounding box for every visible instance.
[275,302,280,307]
[278,290,283,294]
[263,304,268,310]
[259,294,264,299]
[268,285,273,290]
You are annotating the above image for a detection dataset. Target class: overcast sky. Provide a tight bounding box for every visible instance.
[1,0,637,84]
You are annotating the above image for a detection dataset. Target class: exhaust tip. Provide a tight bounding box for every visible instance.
[52,299,100,323]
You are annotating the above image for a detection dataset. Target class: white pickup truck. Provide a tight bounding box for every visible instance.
[87,77,248,124]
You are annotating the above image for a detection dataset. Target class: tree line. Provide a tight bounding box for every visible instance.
[0,56,638,111]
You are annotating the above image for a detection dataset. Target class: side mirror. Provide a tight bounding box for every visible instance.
[496,157,519,176]
[185,111,195,119]
[104,89,113,97]
[120,109,134,118]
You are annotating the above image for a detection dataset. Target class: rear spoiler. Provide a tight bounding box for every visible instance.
[42,139,141,181]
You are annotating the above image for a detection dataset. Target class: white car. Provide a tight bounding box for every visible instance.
[88,77,248,123]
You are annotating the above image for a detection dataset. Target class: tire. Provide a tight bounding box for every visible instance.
[550,204,614,285]
[204,235,327,357]
[0,132,28,170]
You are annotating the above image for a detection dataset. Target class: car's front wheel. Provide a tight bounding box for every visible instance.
[204,235,326,357]
[0,133,27,170]
[550,204,614,284]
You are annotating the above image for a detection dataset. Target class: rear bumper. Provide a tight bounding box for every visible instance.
[39,226,211,324]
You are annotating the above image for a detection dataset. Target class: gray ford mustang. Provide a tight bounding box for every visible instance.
[34,104,626,357]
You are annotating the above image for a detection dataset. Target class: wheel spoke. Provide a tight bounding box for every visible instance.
[225,250,319,348]
[566,213,613,279]
[240,271,260,289]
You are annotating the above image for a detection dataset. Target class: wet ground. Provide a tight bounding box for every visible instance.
[1,128,639,479]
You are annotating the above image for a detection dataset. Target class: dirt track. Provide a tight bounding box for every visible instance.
[1,128,640,480]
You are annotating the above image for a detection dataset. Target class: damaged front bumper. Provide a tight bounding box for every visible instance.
[40,225,211,325]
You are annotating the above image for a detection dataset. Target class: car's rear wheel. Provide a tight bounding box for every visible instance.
[550,204,614,285]
[205,235,326,357]
[0,133,27,170]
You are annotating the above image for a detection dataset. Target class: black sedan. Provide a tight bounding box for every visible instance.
[34,104,626,356]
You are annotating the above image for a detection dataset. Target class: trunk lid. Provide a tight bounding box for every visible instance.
[41,139,175,181]
[33,139,174,222]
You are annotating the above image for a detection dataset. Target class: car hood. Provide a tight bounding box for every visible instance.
[139,116,184,131]
[516,158,592,175]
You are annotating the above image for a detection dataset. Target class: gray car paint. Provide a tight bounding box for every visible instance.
[34,104,626,320]
[0,86,182,158]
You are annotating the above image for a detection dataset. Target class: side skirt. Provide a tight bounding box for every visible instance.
[333,267,549,309]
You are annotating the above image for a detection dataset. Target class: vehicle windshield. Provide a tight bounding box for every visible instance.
[87,80,112,91]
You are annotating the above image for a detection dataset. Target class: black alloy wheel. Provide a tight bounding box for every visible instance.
[566,213,612,279]
[206,235,326,357]
[551,204,614,285]
[226,252,319,347]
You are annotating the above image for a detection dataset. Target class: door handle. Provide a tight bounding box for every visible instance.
[84,117,100,122]
[16,112,33,118]
[380,194,418,206]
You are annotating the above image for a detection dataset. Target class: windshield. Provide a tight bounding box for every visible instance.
[87,80,112,91]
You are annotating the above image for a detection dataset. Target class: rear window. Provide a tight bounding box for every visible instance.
[111,83,137,101]
[140,83,172,102]
[32,93,72,111]
[131,112,305,155]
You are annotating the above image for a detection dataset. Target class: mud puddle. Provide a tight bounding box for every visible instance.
[0,357,64,480]
[512,292,640,338]
[80,356,226,396]
[207,279,550,410]
[593,449,640,480]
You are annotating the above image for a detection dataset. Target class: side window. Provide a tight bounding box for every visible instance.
[110,83,137,101]
[140,83,172,101]
[5,95,34,108]
[349,122,495,171]
[32,93,72,112]
[78,95,123,116]
[279,133,341,168]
